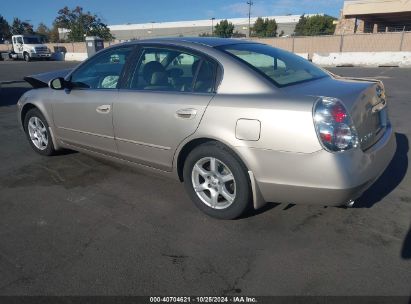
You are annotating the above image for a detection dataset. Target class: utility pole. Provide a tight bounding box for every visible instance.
[247,1,254,38]
[211,17,215,36]
[151,21,155,37]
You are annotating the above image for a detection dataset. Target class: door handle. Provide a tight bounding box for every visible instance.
[96,105,111,114]
[176,108,197,119]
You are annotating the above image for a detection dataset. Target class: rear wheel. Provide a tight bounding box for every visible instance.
[183,142,251,219]
[24,108,56,156]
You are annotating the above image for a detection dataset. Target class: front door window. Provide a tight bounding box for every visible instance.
[69,47,133,89]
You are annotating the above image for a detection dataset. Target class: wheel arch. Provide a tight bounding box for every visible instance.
[176,137,250,182]
[20,102,61,150]
[20,103,38,130]
[176,136,266,210]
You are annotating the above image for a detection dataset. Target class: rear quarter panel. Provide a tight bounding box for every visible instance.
[195,93,322,153]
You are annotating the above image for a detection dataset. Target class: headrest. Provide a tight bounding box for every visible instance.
[143,61,165,83]
[151,71,168,86]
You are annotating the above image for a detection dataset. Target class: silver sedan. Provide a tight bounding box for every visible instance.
[18,37,396,219]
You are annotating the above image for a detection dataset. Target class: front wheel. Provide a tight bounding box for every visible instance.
[183,142,252,220]
[24,52,31,62]
[24,108,56,156]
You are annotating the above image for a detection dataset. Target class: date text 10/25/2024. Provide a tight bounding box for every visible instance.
[149,297,258,303]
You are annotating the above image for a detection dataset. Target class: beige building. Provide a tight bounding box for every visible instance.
[335,0,411,34]
[59,15,318,41]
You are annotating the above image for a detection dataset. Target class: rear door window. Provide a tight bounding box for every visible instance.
[193,60,216,93]
[128,47,216,93]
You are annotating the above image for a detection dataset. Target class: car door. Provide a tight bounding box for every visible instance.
[13,36,23,54]
[52,46,134,155]
[113,46,218,171]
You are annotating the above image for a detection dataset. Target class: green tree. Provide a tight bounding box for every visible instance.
[294,15,308,36]
[214,19,234,38]
[11,18,34,35]
[36,22,50,42]
[0,15,11,41]
[294,14,336,36]
[265,19,278,37]
[54,6,114,42]
[252,17,277,37]
[252,17,265,37]
[49,22,64,43]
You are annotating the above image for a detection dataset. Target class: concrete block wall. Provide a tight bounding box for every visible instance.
[254,32,411,56]
[312,52,411,67]
[1,33,411,66]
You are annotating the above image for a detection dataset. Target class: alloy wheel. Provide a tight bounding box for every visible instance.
[191,157,237,210]
[28,116,48,151]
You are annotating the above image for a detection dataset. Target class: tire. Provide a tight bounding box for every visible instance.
[183,141,252,220]
[24,52,31,62]
[23,108,56,156]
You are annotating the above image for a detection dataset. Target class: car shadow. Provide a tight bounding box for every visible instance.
[0,86,31,107]
[402,226,411,260]
[355,133,409,208]
[0,85,78,156]
[240,202,281,219]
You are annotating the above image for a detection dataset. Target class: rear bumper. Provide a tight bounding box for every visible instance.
[238,124,396,206]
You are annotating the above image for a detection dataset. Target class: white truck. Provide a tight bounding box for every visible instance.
[5,35,51,62]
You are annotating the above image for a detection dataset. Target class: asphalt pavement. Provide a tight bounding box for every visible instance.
[0,61,410,296]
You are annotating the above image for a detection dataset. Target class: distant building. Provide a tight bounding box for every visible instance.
[54,14,315,41]
[335,0,411,34]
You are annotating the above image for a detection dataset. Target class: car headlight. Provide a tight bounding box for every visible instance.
[30,48,36,53]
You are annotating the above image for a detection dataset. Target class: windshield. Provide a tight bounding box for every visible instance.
[218,43,328,87]
[23,37,42,44]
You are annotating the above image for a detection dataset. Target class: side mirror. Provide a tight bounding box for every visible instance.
[49,77,66,90]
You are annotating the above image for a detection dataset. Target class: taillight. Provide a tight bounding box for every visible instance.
[313,97,359,152]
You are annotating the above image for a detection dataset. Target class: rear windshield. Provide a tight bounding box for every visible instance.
[218,43,328,87]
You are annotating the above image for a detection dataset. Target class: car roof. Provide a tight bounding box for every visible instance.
[124,37,256,48]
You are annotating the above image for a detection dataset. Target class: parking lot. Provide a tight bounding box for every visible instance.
[0,61,410,296]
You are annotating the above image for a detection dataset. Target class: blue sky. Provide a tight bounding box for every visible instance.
[1,0,344,27]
